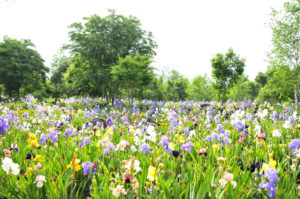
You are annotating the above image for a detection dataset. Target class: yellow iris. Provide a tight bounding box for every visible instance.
[147,166,156,182]
[168,143,175,150]
[30,140,40,148]
[268,160,277,169]
[34,155,42,162]
[212,144,219,151]
[158,163,164,169]
[176,134,185,144]
[67,154,81,172]
[279,144,286,149]
[27,133,37,142]
[28,167,34,174]
[262,163,269,172]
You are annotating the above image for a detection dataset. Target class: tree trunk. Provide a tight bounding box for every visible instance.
[105,88,109,105]
[221,88,225,105]
[130,86,134,110]
[127,83,131,108]
[295,68,299,110]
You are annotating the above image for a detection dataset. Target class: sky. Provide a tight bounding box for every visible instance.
[0,0,285,80]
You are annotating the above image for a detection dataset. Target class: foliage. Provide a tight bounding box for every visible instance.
[229,81,260,101]
[188,74,216,101]
[211,48,245,104]
[111,54,154,106]
[0,97,299,198]
[0,37,49,98]
[141,75,165,101]
[257,65,295,102]
[165,70,188,101]
[269,0,300,106]
[65,10,157,103]
[255,72,268,87]
[49,51,70,100]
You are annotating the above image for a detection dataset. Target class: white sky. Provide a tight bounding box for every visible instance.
[0,0,285,80]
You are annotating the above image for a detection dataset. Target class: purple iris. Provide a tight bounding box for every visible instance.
[214,114,221,123]
[39,134,48,144]
[222,137,231,145]
[0,118,10,135]
[248,162,261,172]
[211,132,220,141]
[259,168,279,198]
[48,130,58,143]
[183,127,189,134]
[82,161,91,175]
[269,111,278,120]
[64,128,77,136]
[107,118,114,126]
[25,153,32,159]
[288,139,300,156]
[181,142,193,153]
[160,136,169,148]
[172,150,180,158]
[9,144,19,152]
[289,139,300,150]
[235,121,245,132]
[139,144,153,154]
[217,124,224,132]
[85,122,92,128]
[80,137,90,147]
[266,168,279,183]
[160,136,171,154]
[246,113,254,120]
[148,185,156,196]
[103,142,115,155]
[23,112,29,118]
[203,136,211,143]
[223,130,230,138]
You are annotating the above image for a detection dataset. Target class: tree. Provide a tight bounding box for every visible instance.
[165,70,188,101]
[141,75,165,100]
[50,50,70,100]
[257,65,294,102]
[188,74,216,101]
[229,76,260,101]
[255,72,268,87]
[66,10,157,103]
[211,48,245,104]
[111,53,154,106]
[0,37,49,98]
[270,0,300,108]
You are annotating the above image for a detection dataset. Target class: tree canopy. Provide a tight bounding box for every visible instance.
[0,36,48,98]
[211,48,245,104]
[270,0,300,107]
[65,10,157,103]
[111,53,154,106]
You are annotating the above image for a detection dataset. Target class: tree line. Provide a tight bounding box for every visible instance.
[0,0,299,104]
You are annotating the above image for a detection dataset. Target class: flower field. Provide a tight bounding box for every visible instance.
[0,96,299,198]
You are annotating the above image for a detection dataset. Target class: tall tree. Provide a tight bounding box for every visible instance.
[255,72,268,87]
[165,70,188,101]
[188,74,216,101]
[0,37,48,98]
[269,0,300,108]
[229,76,260,101]
[211,48,245,105]
[50,50,70,100]
[66,10,157,103]
[111,53,154,106]
[257,65,294,102]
